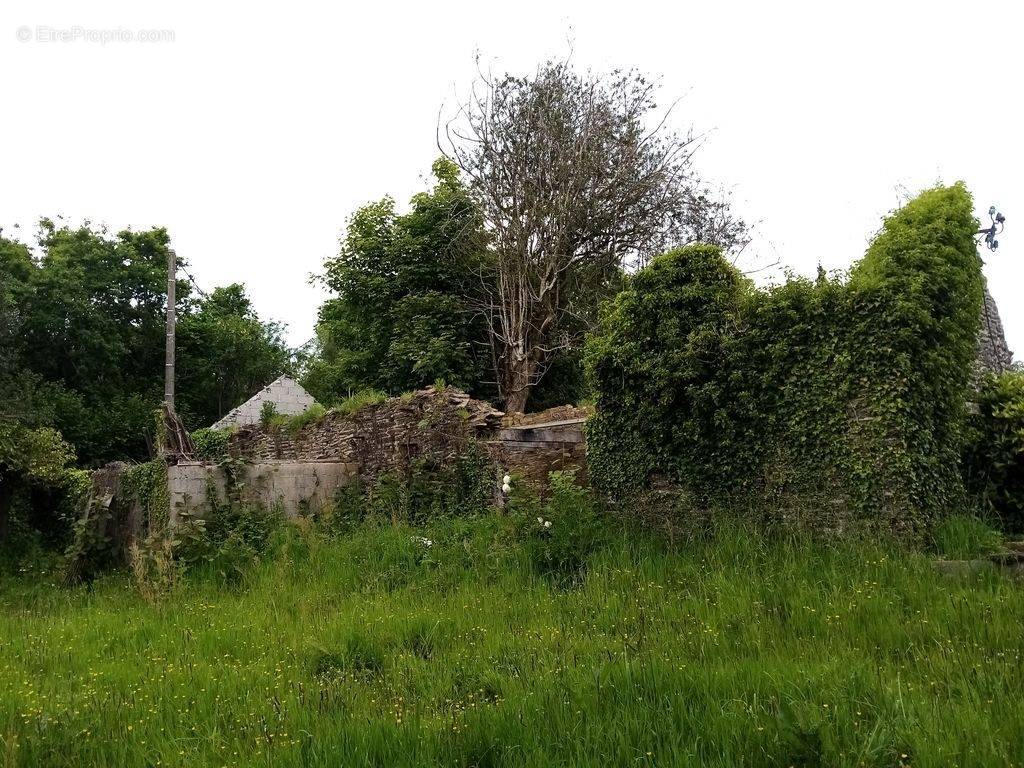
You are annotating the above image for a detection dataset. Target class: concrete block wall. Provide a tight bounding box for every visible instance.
[168,460,359,523]
[212,375,317,430]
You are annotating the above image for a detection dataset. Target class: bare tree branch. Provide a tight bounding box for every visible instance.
[441,58,747,412]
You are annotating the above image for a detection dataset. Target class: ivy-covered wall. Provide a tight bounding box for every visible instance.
[586,184,983,537]
[964,370,1024,533]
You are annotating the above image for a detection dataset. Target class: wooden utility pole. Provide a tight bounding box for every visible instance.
[164,248,176,412]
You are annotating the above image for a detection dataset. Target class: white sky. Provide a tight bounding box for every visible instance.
[2,0,1021,357]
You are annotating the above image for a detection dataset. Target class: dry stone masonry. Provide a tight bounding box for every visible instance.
[975,283,1014,384]
[169,386,589,521]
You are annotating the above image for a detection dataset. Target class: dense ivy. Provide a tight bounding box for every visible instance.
[586,185,983,537]
[191,427,231,462]
[964,371,1024,533]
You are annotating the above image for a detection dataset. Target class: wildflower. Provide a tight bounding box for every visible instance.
[544,520,552,529]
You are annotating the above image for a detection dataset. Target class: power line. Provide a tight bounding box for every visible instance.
[177,260,209,300]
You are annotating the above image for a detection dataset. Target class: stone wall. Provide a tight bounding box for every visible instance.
[227,387,504,469]
[493,408,591,490]
[974,284,1014,387]
[169,387,590,521]
[502,405,591,428]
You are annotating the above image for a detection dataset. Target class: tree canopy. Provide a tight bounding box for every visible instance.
[444,60,747,411]
[302,159,492,403]
[0,222,291,461]
[176,284,292,430]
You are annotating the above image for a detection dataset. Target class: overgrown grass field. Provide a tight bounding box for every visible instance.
[2,509,1023,767]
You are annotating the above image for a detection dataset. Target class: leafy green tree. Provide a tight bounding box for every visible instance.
[0,240,82,555]
[176,284,292,428]
[303,159,491,402]
[3,221,188,464]
[2,222,291,461]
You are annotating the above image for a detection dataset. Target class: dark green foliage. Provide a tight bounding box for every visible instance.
[0,239,87,561]
[191,427,231,461]
[176,284,291,430]
[527,349,589,412]
[174,501,285,586]
[964,371,1024,532]
[364,444,493,526]
[303,159,492,403]
[2,221,183,464]
[587,185,983,536]
[0,224,290,465]
[509,471,611,583]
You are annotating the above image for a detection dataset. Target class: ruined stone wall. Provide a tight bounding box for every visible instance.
[502,405,592,428]
[227,387,504,469]
[491,407,591,491]
[169,388,591,521]
[974,284,1014,387]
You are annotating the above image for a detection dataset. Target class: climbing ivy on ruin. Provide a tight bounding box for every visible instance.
[586,184,983,537]
[964,370,1024,532]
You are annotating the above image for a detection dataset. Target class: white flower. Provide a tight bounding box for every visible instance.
[537,517,544,524]
[544,520,552,529]
[502,483,511,494]
[411,536,433,547]
[502,474,511,485]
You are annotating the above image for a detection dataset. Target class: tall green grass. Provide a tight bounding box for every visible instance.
[2,516,1023,767]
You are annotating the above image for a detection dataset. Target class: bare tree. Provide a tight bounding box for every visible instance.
[443,59,746,412]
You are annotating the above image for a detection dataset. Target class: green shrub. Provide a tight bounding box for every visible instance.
[191,427,230,461]
[587,184,983,538]
[0,422,82,567]
[510,471,610,584]
[259,400,280,428]
[174,500,285,586]
[964,371,1024,533]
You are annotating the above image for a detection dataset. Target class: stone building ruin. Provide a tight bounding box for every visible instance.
[975,284,1015,384]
